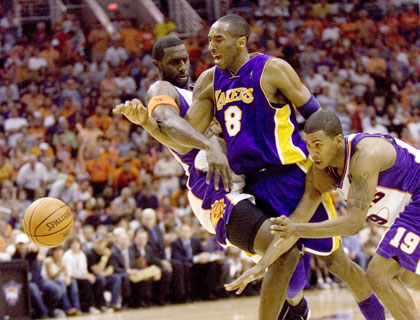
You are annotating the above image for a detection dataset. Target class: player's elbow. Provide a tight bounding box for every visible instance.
[157,116,178,135]
[347,218,364,235]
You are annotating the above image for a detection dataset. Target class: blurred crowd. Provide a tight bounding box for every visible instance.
[0,0,418,317]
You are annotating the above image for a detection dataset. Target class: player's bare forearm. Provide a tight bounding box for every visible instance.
[292,210,366,238]
[143,116,191,154]
[157,115,215,152]
[257,235,299,270]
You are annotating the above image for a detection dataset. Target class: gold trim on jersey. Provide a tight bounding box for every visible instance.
[259,58,307,165]
[273,106,307,164]
[296,158,313,173]
[323,193,341,252]
[304,193,341,256]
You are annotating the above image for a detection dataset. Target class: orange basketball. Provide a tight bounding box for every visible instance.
[23,197,74,248]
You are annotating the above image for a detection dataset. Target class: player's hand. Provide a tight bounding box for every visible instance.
[270,216,298,242]
[224,264,266,295]
[113,99,148,126]
[205,142,232,191]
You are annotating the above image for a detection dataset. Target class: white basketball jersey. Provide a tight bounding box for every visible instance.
[335,134,414,227]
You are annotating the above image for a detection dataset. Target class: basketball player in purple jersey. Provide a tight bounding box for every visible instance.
[270,110,420,320]
[116,16,384,320]
[114,36,312,319]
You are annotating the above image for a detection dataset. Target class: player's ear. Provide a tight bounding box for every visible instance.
[335,134,343,145]
[152,60,161,74]
[237,36,247,48]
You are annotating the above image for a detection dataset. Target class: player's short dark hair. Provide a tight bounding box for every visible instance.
[304,110,343,137]
[152,35,184,61]
[217,14,250,40]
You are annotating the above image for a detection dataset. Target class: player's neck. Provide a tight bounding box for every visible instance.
[330,143,346,172]
[228,52,250,75]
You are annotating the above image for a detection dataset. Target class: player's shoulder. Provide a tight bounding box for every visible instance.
[355,136,396,170]
[264,57,294,75]
[354,136,389,157]
[350,138,387,173]
[196,67,215,84]
[193,67,215,98]
[146,80,179,103]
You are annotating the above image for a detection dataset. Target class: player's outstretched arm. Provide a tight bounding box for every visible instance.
[113,99,189,154]
[146,79,214,153]
[264,58,321,119]
[272,151,381,239]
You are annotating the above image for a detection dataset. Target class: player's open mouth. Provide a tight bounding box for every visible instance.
[214,55,222,64]
[314,160,321,166]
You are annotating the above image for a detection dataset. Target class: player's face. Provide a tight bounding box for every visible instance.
[160,44,190,88]
[304,130,341,169]
[208,21,241,70]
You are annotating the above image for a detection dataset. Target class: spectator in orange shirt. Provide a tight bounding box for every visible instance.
[59,96,77,123]
[119,20,141,55]
[0,153,12,187]
[366,48,387,73]
[76,118,103,158]
[112,158,140,190]
[21,82,46,111]
[126,150,142,171]
[400,5,419,31]
[89,105,113,132]
[98,138,120,169]
[85,147,111,196]
[39,41,61,70]
[138,23,154,54]
[30,141,55,160]
[358,10,376,41]
[27,116,46,141]
[87,24,110,61]
[303,18,324,39]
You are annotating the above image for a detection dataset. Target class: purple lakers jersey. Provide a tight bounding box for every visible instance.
[334,133,420,227]
[213,54,308,174]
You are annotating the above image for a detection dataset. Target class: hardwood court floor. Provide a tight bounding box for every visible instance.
[64,288,420,320]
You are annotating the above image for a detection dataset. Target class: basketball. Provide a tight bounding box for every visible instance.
[23,197,74,248]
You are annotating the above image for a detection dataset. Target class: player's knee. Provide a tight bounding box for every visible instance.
[268,245,300,274]
[321,248,346,275]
